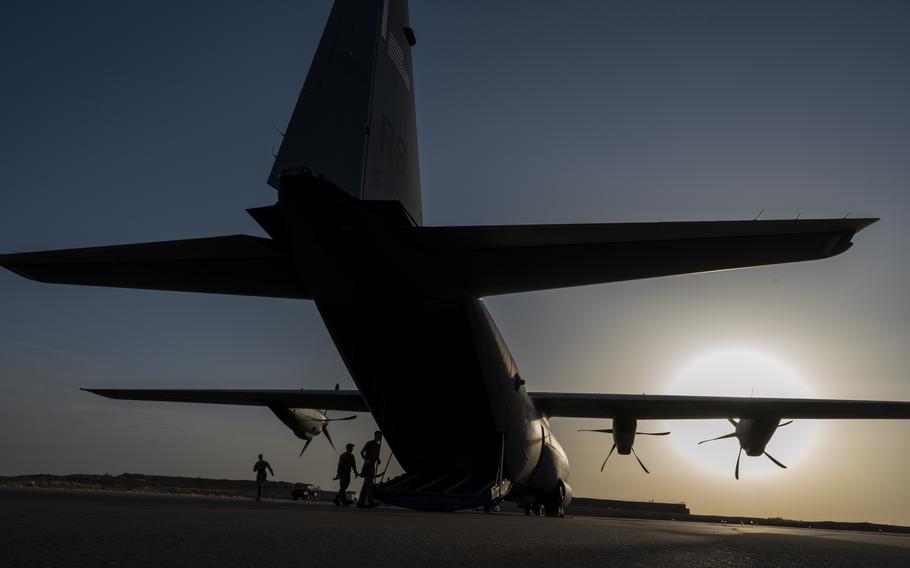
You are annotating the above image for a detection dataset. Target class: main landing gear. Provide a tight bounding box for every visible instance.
[524,484,566,518]
[543,483,566,518]
[523,504,543,516]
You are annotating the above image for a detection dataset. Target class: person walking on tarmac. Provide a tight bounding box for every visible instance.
[253,454,274,501]
[357,430,382,508]
[333,443,359,506]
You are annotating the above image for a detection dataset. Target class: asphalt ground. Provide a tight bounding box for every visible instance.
[2,488,908,567]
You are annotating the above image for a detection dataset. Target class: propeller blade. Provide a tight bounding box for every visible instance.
[764,451,787,469]
[631,447,650,474]
[778,420,793,428]
[325,415,357,422]
[323,426,337,453]
[638,431,671,436]
[600,444,616,472]
[299,438,313,458]
[578,429,613,433]
[728,418,739,427]
[698,432,737,445]
[735,447,742,480]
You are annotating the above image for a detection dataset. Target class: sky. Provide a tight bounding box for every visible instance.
[1,0,909,524]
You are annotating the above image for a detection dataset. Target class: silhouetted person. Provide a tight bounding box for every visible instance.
[253,454,274,501]
[357,430,382,508]
[333,443,358,506]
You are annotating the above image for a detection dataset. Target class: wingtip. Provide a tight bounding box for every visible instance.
[850,217,879,232]
[81,388,113,399]
[0,258,39,281]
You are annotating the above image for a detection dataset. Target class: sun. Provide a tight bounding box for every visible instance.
[665,349,818,479]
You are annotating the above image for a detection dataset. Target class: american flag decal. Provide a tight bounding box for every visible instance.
[386,31,411,90]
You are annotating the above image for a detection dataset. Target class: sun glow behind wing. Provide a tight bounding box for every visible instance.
[666,349,818,478]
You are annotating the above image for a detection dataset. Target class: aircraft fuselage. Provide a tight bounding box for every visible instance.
[274,174,571,508]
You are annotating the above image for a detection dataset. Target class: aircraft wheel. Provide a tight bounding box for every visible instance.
[544,483,566,517]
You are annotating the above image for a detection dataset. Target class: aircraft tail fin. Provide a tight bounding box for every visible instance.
[268,0,422,225]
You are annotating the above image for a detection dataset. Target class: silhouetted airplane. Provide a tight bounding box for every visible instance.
[3,0,909,516]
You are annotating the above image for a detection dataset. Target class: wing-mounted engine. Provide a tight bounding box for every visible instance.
[579,417,670,473]
[268,403,356,457]
[699,417,792,479]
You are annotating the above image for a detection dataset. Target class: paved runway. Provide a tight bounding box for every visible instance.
[2,488,908,567]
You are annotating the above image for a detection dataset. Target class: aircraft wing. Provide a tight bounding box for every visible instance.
[0,235,311,299]
[412,218,877,296]
[82,388,369,412]
[84,388,910,419]
[530,393,910,419]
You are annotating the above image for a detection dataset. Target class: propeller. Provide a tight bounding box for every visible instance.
[697,432,737,445]
[698,419,791,479]
[579,427,670,474]
[297,383,359,457]
[321,424,336,453]
[764,451,787,469]
[578,429,670,436]
[601,444,616,472]
[297,414,357,457]
[631,447,649,474]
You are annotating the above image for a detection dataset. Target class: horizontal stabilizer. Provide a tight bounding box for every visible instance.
[412,218,877,296]
[531,392,910,419]
[83,388,368,412]
[1,235,310,299]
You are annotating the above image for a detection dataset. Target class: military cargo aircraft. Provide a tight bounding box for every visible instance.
[3,0,909,516]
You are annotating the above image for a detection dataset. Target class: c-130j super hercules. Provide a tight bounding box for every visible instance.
[3,0,909,516]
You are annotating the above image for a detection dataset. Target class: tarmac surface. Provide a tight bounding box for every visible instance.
[3,488,909,567]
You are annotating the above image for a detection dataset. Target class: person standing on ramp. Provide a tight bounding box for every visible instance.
[358,431,382,508]
[333,443,358,506]
[253,454,274,501]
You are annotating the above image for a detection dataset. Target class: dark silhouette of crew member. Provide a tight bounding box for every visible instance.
[333,443,358,506]
[357,430,382,508]
[253,454,274,501]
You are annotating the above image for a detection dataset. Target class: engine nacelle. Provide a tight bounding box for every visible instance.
[269,406,327,441]
[736,417,783,456]
[580,418,669,474]
[612,416,637,454]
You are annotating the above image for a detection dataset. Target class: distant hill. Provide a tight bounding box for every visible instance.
[0,473,314,501]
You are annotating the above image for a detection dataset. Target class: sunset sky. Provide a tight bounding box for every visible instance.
[1,1,908,524]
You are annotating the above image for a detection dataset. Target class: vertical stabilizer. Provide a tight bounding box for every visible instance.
[360,0,422,224]
[269,0,422,225]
